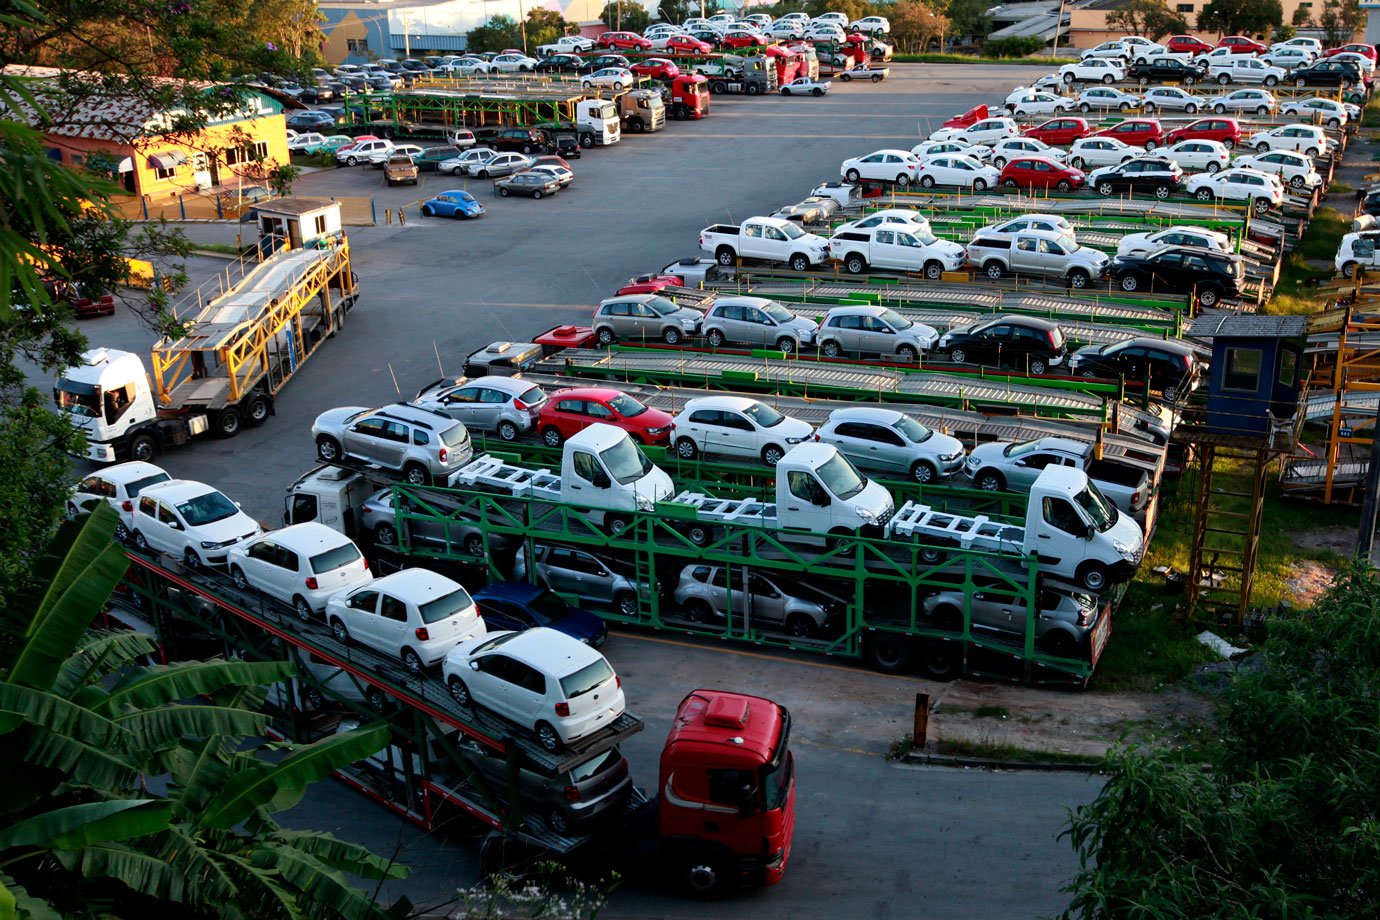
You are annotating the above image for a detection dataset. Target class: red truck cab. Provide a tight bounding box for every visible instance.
[670,73,710,119]
[659,690,795,895]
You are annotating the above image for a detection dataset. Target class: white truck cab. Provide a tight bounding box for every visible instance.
[55,348,177,463]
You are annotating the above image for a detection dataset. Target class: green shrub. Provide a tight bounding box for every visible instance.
[984,36,1047,57]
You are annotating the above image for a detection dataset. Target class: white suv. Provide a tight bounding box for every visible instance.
[671,395,814,466]
[312,403,474,485]
[228,522,373,620]
[327,568,486,673]
[1247,124,1330,157]
[129,480,262,567]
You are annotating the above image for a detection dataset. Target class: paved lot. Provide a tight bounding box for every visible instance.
[63,63,1104,917]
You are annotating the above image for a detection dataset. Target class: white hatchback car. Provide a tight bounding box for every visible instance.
[228,522,372,620]
[327,568,486,673]
[1009,91,1075,116]
[671,396,814,466]
[988,137,1067,168]
[1067,136,1136,170]
[582,67,634,90]
[1159,138,1230,173]
[1116,225,1231,257]
[840,149,922,185]
[70,461,172,538]
[129,480,262,567]
[834,208,933,235]
[915,154,1000,190]
[1185,168,1285,212]
[1247,124,1330,157]
[443,627,626,752]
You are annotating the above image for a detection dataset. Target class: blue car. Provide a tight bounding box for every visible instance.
[421,190,485,220]
[286,110,335,130]
[473,582,608,646]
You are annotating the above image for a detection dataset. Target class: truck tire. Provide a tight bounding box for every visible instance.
[1068,268,1090,289]
[316,435,342,461]
[863,632,913,674]
[924,260,944,280]
[629,118,644,133]
[1077,561,1110,593]
[244,393,271,426]
[919,640,961,680]
[789,253,810,271]
[213,407,242,438]
[844,253,867,274]
[746,81,762,95]
[681,854,729,897]
[129,432,157,462]
[605,514,632,536]
[715,246,736,266]
[984,261,1005,280]
[1197,285,1222,307]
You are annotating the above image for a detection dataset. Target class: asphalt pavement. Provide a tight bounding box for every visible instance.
[54,63,1104,917]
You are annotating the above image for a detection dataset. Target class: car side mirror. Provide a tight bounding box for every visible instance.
[169,521,183,531]
[592,472,611,489]
[469,660,480,671]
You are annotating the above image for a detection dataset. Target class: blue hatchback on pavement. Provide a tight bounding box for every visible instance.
[473,582,608,646]
[421,190,485,219]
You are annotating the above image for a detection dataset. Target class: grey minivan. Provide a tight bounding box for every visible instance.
[817,304,939,361]
[593,293,703,345]
[413,375,548,441]
[702,296,818,353]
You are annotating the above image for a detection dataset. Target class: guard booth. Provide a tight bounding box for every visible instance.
[255,198,344,256]
[1191,314,1308,446]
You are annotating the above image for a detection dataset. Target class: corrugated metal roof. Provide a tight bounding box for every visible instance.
[1189,314,1309,338]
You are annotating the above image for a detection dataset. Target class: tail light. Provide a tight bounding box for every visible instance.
[415,626,430,641]
[362,558,369,570]
[615,675,621,689]
[305,577,319,590]
[564,784,581,802]
[122,500,133,512]
[813,433,821,441]
[1131,489,1141,507]
[513,399,529,411]
[1048,331,1058,348]
[555,701,571,716]
[439,446,448,462]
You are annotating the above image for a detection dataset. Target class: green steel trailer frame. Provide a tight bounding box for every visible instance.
[383,481,1114,685]
[120,550,645,843]
[344,86,590,131]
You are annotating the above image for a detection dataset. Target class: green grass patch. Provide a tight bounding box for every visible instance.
[891,53,1078,66]
[1262,206,1348,315]
[935,737,1102,765]
[1363,93,1380,128]
[972,705,1010,719]
[192,242,247,256]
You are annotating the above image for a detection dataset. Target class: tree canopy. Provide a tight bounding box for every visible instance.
[1061,563,1380,919]
[1196,0,1284,37]
[600,0,652,33]
[1107,0,1190,40]
[891,1,950,53]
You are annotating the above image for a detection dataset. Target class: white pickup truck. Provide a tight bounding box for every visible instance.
[889,465,1144,592]
[700,216,831,271]
[536,35,595,55]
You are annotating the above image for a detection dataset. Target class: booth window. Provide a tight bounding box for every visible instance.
[1277,349,1298,387]
[1223,347,1263,391]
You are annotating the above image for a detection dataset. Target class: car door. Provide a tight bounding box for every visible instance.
[343,416,393,466]
[1010,235,1041,273]
[470,653,515,715]
[340,588,380,648]
[855,421,909,472]
[72,474,113,514]
[1008,451,1060,490]
[539,547,588,599]
[977,324,1012,365]
[740,304,774,345]
[721,408,758,457]
[1114,346,1148,383]
[439,384,484,426]
[375,592,409,657]
[1147,251,1185,291]
[504,660,548,728]
[145,498,184,555]
[242,539,284,594]
[871,229,900,269]
[747,572,788,625]
[857,314,896,354]
[1032,494,1090,570]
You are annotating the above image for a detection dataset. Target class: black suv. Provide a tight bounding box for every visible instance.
[1108,246,1243,307]
[938,315,1069,374]
[1088,157,1182,199]
[1128,57,1206,85]
[535,54,584,73]
[492,127,553,154]
[1284,59,1362,87]
[1068,337,1199,400]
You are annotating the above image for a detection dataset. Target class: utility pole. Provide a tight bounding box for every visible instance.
[1051,0,1067,57]
[401,10,414,57]
[519,0,527,53]
[1356,402,1380,563]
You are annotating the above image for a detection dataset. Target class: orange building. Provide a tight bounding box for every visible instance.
[2,65,290,203]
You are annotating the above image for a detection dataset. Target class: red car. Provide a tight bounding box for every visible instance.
[721,29,768,49]
[599,31,652,51]
[998,156,1086,191]
[943,104,988,129]
[1024,116,1091,146]
[665,34,713,53]
[538,387,675,447]
[1092,118,1164,148]
[1216,35,1268,54]
[1324,42,1378,61]
[617,273,685,295]
[1163,116,1241,149]
[631,57,680,79]
[1166,34,1213,55]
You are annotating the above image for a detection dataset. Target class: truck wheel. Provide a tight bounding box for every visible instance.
[715,246,736,266]
[213,407,242,438]
[629,118,644,133]
[785,614,817,639]
[930,604,962,632]
[924,260,943,280]
[244,393,271,426]
[918,544,946,565]
[605,514,632,536]
[863,632,913,674]
[984,261,1005,280]
[919,640,961,681]
[535,721,563,753]
[129,432,157,462]
[789,253,810,271]
[761,444,785,466]
[1198,286,1222,307]
[403,463,431,486]
[911,460,937,483]
[374,523,398,547]
[316,435,342,462]
[1077,561,1110,593]
[542,426,564,447]
[676,437,699,460]
[845,253,867,274]
[682,856,728,897]
[1068,268,1090,289]
[975,469,1005,492]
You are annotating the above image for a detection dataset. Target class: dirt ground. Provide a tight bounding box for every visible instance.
[924,680,1213,759]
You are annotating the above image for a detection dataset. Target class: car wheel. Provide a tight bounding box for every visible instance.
[1154,185,1170,200]
[1120,274,1141,291]
[582,81,592,89]
[532,190,543,199]
[448,676,471,706]
[911,460,937,483]
[1198,286,1222,307]
[1068,268,1090,289]
[1078,561,1110,593]
[614,590,638,617]
[762,444,785,466]
[1140,102,1153,113]
[984,261,1005,279]
[1296,77,1307,87]
[705,328,727,348]
[451,166,464,175]
[1215,103,1227,114]
[676,437,699,460]
[535,721,562,753]
[403,463,431,486]
[789,253,810,272]
[373,521,399,548]
[1079,102,1092,113]
[813,87,824,96]
[897,344,918,362]
[1207,161,1221,173]
[924,261,943,280]
[1329,118,1341,128]
[1164,384,1181,402]
[973,178,988,192]
[775,336,797,354]
[1064,72,1076,83]
[785,614,817,639]
[497,420,518,441]
[1143,139,1157,150]
[845,254,867,274]
[1306,147,1319,158]
[231,566,249,590]
[541,426,564,448]
[1256,105,1270,116]
[845,168,860,182]
[421,205,433,217]
[1070,156,1085,169]
[781,87,791,95]
[1186,103,1198,114]
[1102,73,1115,84]
[596,327,615,345]
[331,618,349,644]
[949,347,967,364]
[1081,369,1098,380]
[346,156,358,166]
[895,174,910,187]
[1097,181,1114,196]
[498,186,509,197]
[294,596,313,623]
[1056,179,1073,192]
[1030,358,1048,375]
[1137,76,1149,86]
[479,169,490,179]
[920,175,936,188]
[1196,188,1214,201]
[822,340,842,358]
[315,434,342,462]
[1217,74,1229,85]
[1002,178,1018,188]
[975,470,1005,491]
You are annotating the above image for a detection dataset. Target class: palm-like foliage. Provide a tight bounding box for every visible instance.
[0,504,410,920]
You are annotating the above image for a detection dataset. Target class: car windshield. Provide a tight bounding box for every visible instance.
[893,415,932,443]
[817,452,868,500]
[743,401,786,427]
[1074,484,1119,531]
[310,542,362,574]
[877,308,912,331]
[777,222,806,240]
[560,658,615,699]
[600,437,654,485]
[1003,439,1042,458]
[648,296,680,316]
[607,392,648,417]
[912,230,938,245]
[176,491,239,526]
[527,589,572,623]
[472,632,520,654]
[419,586,475,624]
[764,302,796,322]
[126,472,172,496]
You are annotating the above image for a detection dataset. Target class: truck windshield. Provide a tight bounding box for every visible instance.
[176,491,240,526]
[877,308,913,331]
[893,415,932,443]
[817,452,868,500]
[600,437,654,485]
[607,393,648,417]
[742,402,785,428]
[1073,484,1118,531]
[647,297,681,316]
[763,302,796,323]
[761,750,793,810]
[55,380,100,418]
[777,222,806,240]
[419,587,475,624]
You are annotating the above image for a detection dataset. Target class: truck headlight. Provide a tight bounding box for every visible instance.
[1113,540,1141,563]
[636,494,655,512]
[857,509,880,526]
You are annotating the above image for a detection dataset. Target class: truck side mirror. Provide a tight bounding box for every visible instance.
[1086,524,1097,540]
[813,491,831,507]
[592,471,611,489]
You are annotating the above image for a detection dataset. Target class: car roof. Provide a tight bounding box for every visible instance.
[550,386,622,401]
[100,461,170,484]
[1124,336,1195,354]
[826,304,888,316]
[257,522,355,554]
[1032,436,1091,455]
[483,626,605,674]
[370,402,463,428]
[828,406,907,425]
[370,567,466,599]
[141,479,223,503]
[683,394,761,412]
[473,581,545,605]
[450,375,531,395]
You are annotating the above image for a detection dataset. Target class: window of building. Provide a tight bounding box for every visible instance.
[1222,347,1263,391]
[223,141,269,166]
[1176,3,1194,11]
[314,215,328,235]
[346,38,367,52]
[154,164,177,179]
